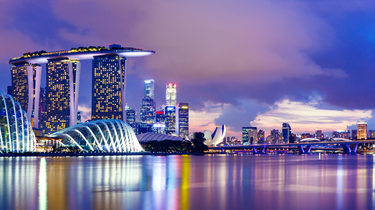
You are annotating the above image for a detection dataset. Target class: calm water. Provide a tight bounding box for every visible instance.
[1,154,375,210]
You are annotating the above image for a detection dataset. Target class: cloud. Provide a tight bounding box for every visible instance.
[251,98,372,134]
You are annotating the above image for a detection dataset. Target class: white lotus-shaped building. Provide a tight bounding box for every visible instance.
[0,91,36,153]
[49,119,144,152]
[204,125,226,146]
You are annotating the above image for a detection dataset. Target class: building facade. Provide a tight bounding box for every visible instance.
[257,129,265,144]
[10,63,42,128]
[357,122,367,140]
[176,103,189,139]
[242,127,257,145]
[91,55,124,121]
[43,59,80,135]
[140,98,156,125]
[282,123,291,143]
[166,83,177,106]
[165,106,176,135]
[144,79,154,99]
[126,106,137,131]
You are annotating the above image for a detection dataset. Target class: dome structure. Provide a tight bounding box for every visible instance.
[300,138,320,142]
[49,119,143,152]
[137,133,183,142]
[0,91,36,153]
[332,138,352,141]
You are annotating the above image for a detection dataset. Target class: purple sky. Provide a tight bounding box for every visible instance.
[1,0,375,138]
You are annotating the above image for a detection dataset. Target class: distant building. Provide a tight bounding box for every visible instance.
[301,133,313,140]
[332,130,350,139]
[270,129,281,143]
[242,127,257,145]
[315,130,323,140]
[257,130,265,144]
[140,98,156,125]
[126,106,137,131]
[91,55,124,121]
[144,79,154,100]
[351,130,357,140]
[176,103,189,139]
[166,83,177,106]
[165,106,176,135]
[289,133,297,143]
[368,130,375,139]
[357,122,367,140]
[282,123,291,143]
[77,112,81,124]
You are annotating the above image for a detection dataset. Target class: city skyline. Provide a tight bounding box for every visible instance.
[2,1,375,138]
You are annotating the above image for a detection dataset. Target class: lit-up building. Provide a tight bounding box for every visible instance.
[315,130,323,140]
[49,119,144,152]
[242,127,257,145]
[0,91,36,153]
[176,103,189,139]
[270,129,281,143]
[126,106,136,131]
[140,98,156,125]
[91,55,124,121]
[154,111,166,134]
[166,83,177,106]
[77,112,81,124]
[43,59,80,135]
[10,63,42,128]
[368,130,375,139]
[257,129,265,143]
[301,133,313,140]
[9,44,155,135]
[144,79,154,99]
[39,87,46,128]
[165,106,176,135]
[357,122,367,140]
[282,123,291,143]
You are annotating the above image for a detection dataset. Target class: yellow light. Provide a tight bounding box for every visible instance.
[181,106,188,109]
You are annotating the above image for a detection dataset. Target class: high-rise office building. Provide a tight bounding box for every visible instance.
[10,63,42,128]
[77,112,81,124]
[44,59,80,135]
[176,103,189,139]
[257,129,265,143]
[166,83,177,106]
[92,55,125,121]
[38,87,46,129]
[126,105,137,131]
[352,130,357,140]
[357,122,367,140]
[282,123,291,143]
[144,79,154,99]
[140,98,156,125]
[165,106,176,135]
[242,127,257,145]
[154,110,166,134]
[271,129,281,143]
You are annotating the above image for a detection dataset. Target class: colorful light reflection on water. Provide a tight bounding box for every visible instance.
[1,155,375,210]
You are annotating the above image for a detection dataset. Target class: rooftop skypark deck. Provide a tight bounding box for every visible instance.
[9,45,155,65]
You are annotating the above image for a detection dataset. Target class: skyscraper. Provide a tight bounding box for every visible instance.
[315,130,323,140]
[166,83,177,106]
[126,105,137,131]
[92,55,125,121]
[282,123,291,143]
[257,129,265,143]
[10,63,42,128]
[357,122,367,140]
[44,59,80,135]
[144,79,154,99]
[242,127,257,145]
[140,98,156,125]
[165,106,176,135]
[176,103,189,139]
[271,129,281,143]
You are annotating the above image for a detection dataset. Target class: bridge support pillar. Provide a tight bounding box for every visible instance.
[221,149,225,154]
[252,146,266,154]
[297,145,312,154]
[341,143,359,154]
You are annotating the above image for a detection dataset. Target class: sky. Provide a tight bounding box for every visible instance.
[1,0,375,138]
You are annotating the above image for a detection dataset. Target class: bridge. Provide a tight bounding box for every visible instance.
[209,140,375,155]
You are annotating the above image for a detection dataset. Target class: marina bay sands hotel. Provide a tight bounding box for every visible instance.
[9,44,155,135]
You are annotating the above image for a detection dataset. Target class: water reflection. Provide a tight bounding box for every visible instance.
[1,155,375,209]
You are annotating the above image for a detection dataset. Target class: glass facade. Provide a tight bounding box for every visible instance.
[49,119,143,152]
[144,79,154,99]
[140,98,156,125]
[126,106,136,132]
[282,123,291,143]
[92,55,124,121]
[0,91,36,153]
[242,127,257,145]
[165,106,176,135]
[44,59,78,135]
[176,103,189,139]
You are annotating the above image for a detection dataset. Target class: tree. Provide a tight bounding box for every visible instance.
[191,132,208,153]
